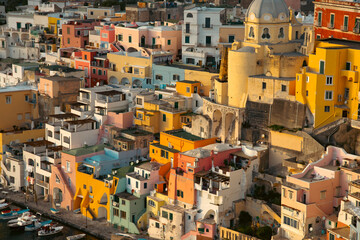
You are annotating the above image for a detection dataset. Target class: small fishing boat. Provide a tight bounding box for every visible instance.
[7,212,36,225]
[8,217,37,231]
[38,225,63,237]
[0,209,29,220]
[25,219,52,232]
[66,233,86,240]
[0,199,5,204]
[0,203,9,210]
[2,208,19,214]
[50,208,59,214]
[73,208,81,214]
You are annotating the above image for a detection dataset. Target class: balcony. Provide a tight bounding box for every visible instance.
[138,43,161,49]
[36,179,49,189]
[353,27,360,34]
[202,24,213,29]
[77,96,91,104]
[26,98,36,104]
[341,25,348,32]
[315,22,322,27]
[341,69,358,80]
[327,23,334,29]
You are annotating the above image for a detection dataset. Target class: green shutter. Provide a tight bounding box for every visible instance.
[177,190,180,196]
[181,191,184,198]
[320,61,325,74]
[169,213,173,220]
[330,14,334,26]
[163,114,166,122]
[344,16,349,27]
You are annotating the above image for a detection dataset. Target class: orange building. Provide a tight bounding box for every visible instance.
[61,20,101,48]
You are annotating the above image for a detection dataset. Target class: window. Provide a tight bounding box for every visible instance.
[177,190,184,198]
[120,211,126,219]
[355,18,360,33]
[90,186,93,193]
[338,94,342,102]
[186,13,193,18]
[128,36,132,43]
[118,34,123,41]
[67,27,70,34]
[83,184,86,189]
[56,175,60,183]
[90,11,93,15]
[155,222,160,228]
[155,75,163,81]
[194,86,198,93]
[25,113,30,120]
[325,91,333,100]
[148,200,155,207]
[206,36,211,45]
[185,36,190,44]
[12,165,15,172]
[283,216,299,229]
[325,106,330,112]
[344,16,349,30]
[205,17,211,28]
[281,85,286,92]
[169,213,173,220]
[306,91,308,96]
[262,28,270,39]
[186,58,195,64]
[326,76,333,85]
[66,161,70,172]
[122,200,125,205]
[306,76,310,82]
[344,88,349,100]
[173,74,180,81]
[278,27,284,38]
[329,233,335,240]
[113,208,119,217]
[162,114,166,122]
[77,30,80,36]
[161,150,168,159]
[17,114,22,120]
[330,14,335,28]
[67,38,70,44]
[162,211,168,219]
[289,191,293,199]
[144,183,147,189]
[186,87,190,93]
[104,12,108,16]
[6,95,11,104]
[10,176,14,183]
[136,181,139,188]
[167,40,171,45]
[25,95,29,102]
[319,60,325,74]
[249,26,255,38]
[228,35,235,43]
[146,78,151,84]
[92,69,96,74]
[346,62,351,70]
[320,190,326,200]
[98,69,102,75]
[318,12,322,26]
[152,37,156,45]
[128,178,130,185]
[262,82,266,90]
[185,23,190,33]
[134,68,139,74]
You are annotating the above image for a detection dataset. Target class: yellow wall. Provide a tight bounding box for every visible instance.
[270,130,303,152]
[296,41,360,128]
[176,81,201,98]
[184,69,217,97]
[74,164,117,221]
[0,89,39,131]
[48,17,60,34]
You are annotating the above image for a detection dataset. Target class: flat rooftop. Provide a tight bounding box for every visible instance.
[95,90,122,96]
[120,128,153,137]
[318,38,360,50]
[63,144,105,156]
[0,85,37,93]
[115,191,139,201]
[40,76,82,82]
[164,129,204,141]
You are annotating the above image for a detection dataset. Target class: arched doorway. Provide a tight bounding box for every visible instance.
[212,110,222,138]
[132,79,142,88]
[100,192,108,204]
[140,36,146,47]
[53,187,63,205]
[120,78,130,85]
[225,112,236,142]
[108,76,119,84]
[98,206,107,219]
[203,209,216,220]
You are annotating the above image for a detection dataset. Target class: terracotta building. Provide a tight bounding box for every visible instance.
[61,20,101,48]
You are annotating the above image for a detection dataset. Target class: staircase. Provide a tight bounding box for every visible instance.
[86,206,96,220]
[54,165,73,197]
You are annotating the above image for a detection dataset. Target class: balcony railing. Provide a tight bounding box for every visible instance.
[327,23,334,29]
[77,96,90,104]
[202,24,213,29]
[353,27,360,34]
[36,179,50,189]
[341,25,348,32]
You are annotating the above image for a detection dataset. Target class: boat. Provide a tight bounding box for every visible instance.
[7,212,36,225]
[50,208,59,214]
[0,199,5,204]
[0,209,29,220]
[66,233,86,240]
[114,233,136,239]
[73,208,81,214]
[38,225,63,237]
[2,208,19,214]
[8,217,37,231]
[0,203,9,210]
[25,220,52,232]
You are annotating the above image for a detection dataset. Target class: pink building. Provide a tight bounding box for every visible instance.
[277,146,350,240]
[115,23,182,58]
[61,20,101,49]
[100,25,115,49]
[49,145,105,210]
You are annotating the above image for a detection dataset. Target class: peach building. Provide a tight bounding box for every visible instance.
[277,146,350,240]
[49,145,105,211]
[115,23,182,57]
[61,20,101,48]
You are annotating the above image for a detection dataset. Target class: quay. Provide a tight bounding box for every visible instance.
[0,190,148,240]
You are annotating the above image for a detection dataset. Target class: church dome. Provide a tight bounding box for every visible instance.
[246,0,289,20]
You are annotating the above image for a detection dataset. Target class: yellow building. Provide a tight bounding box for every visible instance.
[149,129,217,167]
[296,39,360,128]
[48,16,60,35]
[226,0,306,108]
[0,86,39,131]
[175,80,201,98]
[0,129,45,173]
[184,69,217,97]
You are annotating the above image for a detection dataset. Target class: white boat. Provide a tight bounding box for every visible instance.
[0,209,29,220]
[25,220,52,232]
[7,212,36,225]
[66,233,86,240]
[0,199,5,204]
[38,225,63,237]
[0,203,8,210]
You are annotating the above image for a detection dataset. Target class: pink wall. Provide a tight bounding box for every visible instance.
[105,111,133,129]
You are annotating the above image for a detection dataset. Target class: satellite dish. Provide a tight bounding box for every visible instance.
[309,227,313,232]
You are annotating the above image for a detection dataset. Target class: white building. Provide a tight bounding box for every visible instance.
[194,145,261,228]
[6,12,34,30]
[182,7,225,68]
[0,151,25,191]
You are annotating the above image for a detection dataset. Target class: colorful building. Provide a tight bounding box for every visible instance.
[296,39,360,128]
[61,20,100,48]
[313,0,360,41]
[0,85,39,131]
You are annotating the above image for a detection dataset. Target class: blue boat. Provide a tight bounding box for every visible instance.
[73,208,80,214]
[0,209,29,220]
[25,220,52,232]
[50,208,59,214]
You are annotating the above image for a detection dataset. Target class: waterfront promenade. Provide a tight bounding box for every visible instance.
[0,190,148,240]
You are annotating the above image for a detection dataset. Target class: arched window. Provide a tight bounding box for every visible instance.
[249,26,255,38]
[278,27,284,38]
[186,13,193,18]
[262,28,270,39]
